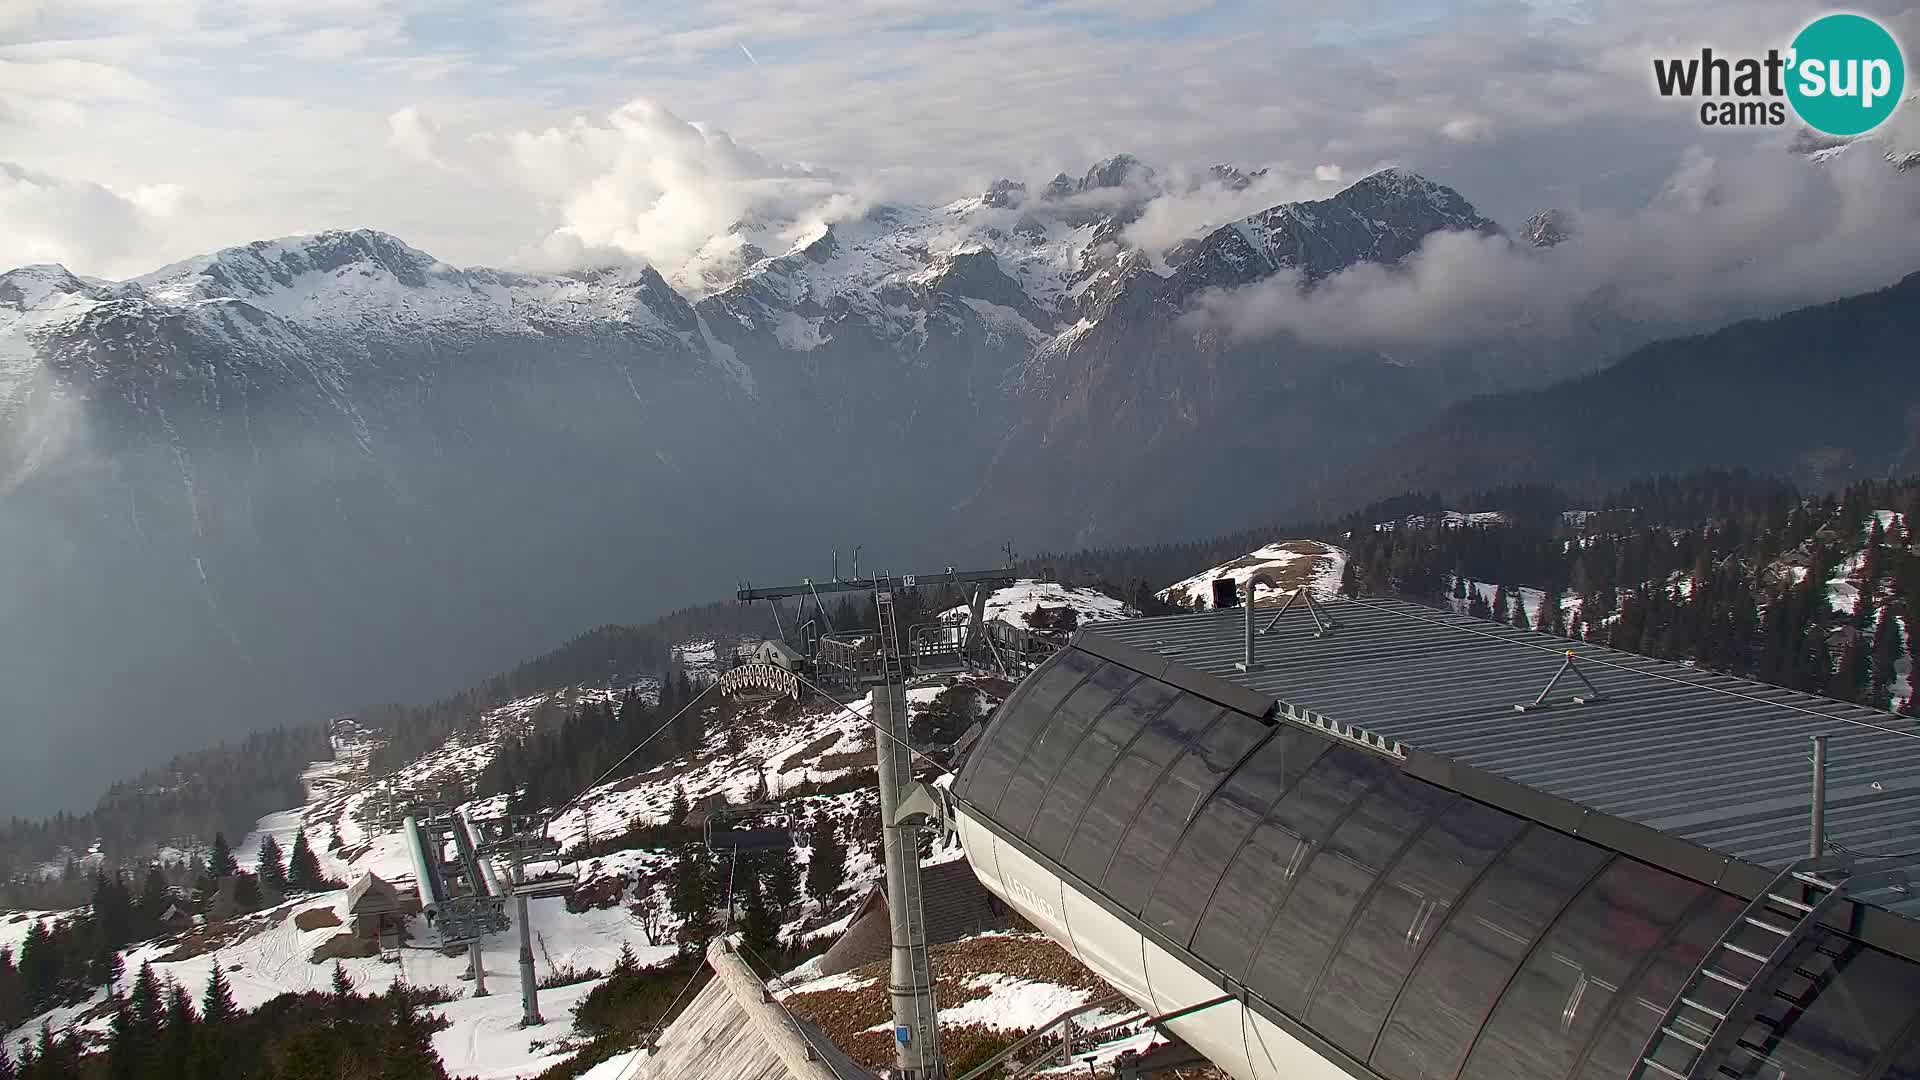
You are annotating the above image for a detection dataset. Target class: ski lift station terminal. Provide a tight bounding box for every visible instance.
[945,593,1920,1080]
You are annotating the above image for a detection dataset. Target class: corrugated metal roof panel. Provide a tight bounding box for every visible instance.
[1081,597,1920,880]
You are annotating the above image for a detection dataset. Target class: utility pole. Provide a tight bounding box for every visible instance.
[1810,734,1829,858]
[739,563,1017,1079]
[469,942,489,997]
[873,589,942,1078]
[514,857,543,1026]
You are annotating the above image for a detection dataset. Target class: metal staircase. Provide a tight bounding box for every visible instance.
[1636,855,1909,1080]
[877,589,907,685]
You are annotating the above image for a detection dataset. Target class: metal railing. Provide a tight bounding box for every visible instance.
[953,993,1129,1080]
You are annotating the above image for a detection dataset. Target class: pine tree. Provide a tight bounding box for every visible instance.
[668,785,691,827]
[805,818,846,906]
[379,983,441,1080]
[1833,632,1870,703]
[1490,584,1511,624]
[18,921,53,1008]
[669,849,714,956]
[207,834,238,879]
[200,961,235,1026]
[331,962,354,1008]
[1804,631,1835,695]
[90,937,123,992]
[256,836,287,895]
[107,988,139,1080]
[1466,590,1492,620]
[92,871,133,950]
[738,877,779,959]
[614,943,638,975]
[130,962,164,1034]
[763,853,800,921]
[33,1023,53,1068]
[137,864,171,935]
[1869,606,1903,711]
[1536,588,1560,634]
[233,874,262,912]
[163,982,195,1080]
[287,831,324,892]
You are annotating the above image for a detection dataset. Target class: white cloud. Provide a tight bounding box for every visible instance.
[1190,147,1920,349]
[1123,167,1347,258]
[0,161,189,277]
[0,0,47,33]
[0,0,1912,294]
[0,58,156,103]
[387,106,443,166]
[499,98,856,274]
[1441,115,1493,143]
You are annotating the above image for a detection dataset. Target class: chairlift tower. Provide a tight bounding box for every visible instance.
[472,811,572,1028]
[737,562,1020,1080]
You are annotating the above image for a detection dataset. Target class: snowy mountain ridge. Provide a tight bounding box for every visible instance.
[1,164,1501,388]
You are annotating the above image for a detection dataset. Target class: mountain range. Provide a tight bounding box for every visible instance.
[1305,270,1920,512]
[2,156,1915,815]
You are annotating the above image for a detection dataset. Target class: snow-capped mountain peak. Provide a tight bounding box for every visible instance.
[1523,208,1573,248]
[137,228,442,304]
[1157,166,1496,304]
[1079,153,1155,192]
[0,264,109,312]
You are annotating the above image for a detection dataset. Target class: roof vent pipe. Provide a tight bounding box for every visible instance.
[1239,574,1280,671]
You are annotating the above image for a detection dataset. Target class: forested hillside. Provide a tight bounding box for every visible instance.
[1302,272,1920,517]
[1047,471,1919,713]
[0,730,326,902]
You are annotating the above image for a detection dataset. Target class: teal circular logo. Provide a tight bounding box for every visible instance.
[1787,14,1906,136]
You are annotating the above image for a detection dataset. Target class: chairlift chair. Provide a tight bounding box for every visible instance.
[702,803,798,852]
[512,822,578,898]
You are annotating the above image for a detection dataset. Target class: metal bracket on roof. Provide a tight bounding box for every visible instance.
[1260,588,1335,638]
[1515,650,1604,712]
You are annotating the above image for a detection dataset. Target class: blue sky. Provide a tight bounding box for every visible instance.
[0,0,1912,277]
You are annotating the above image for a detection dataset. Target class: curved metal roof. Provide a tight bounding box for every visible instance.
[950,611,1920,1080]
[1079,597,1920,907]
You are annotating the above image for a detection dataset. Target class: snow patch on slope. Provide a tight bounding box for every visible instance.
[938,580,1138,630]
[1159,540,1348,607]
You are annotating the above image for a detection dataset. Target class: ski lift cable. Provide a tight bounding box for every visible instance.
[1345,596,1920,745]
[724,844,741,932]
[645,958,712,1052]
[788,670,959,780]
[546,679,726,830]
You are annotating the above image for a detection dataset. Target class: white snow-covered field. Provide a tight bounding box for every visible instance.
[0,911,60,958]
[1160,540,1348,608]
[938,580,1138,630]
[6,813,674,1073]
